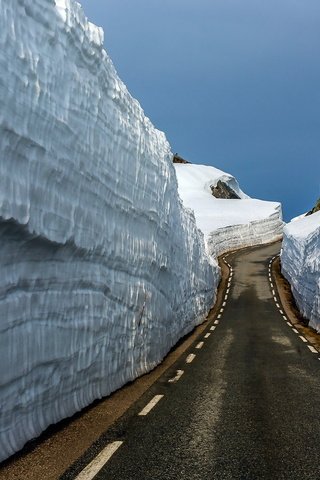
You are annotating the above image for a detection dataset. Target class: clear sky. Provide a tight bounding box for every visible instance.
[80,0,320,221]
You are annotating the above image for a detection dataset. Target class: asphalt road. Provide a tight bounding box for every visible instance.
[63,243,320,480]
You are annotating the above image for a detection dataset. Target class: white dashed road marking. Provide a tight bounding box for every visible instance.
[75,442,124,480]
[299,336,308,343]
[139,395,164,416]
[308,345,318,354]
[186,353,196,364]
[204,333,211,339]
[287,322,292,327]
[210,326,216,331]
[196,342,204,349]
[214,320,219,325]
[292,328,299,334]
[168,370,184,383]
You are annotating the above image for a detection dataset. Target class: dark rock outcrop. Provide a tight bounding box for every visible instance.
[173,154,190,164]
[306,198,320,216]
[211,180,240,199]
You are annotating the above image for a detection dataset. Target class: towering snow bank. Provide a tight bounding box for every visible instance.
[174,164,283,256]
[281,212,320,331]
[0,0,217,460]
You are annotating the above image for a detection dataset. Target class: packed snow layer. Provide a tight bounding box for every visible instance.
[174,164,284,256]
[0,0,217,461]
[281,212,320,331]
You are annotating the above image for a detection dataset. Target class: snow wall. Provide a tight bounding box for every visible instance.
[281,212,320,332]
[0,0,218,460]
[174,164,283,257]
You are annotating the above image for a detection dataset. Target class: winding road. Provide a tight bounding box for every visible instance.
[62,243,320,480]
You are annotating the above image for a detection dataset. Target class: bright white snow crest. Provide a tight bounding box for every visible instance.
[0,0,217,460]
[174,164,283,256]
[281,212,320,332]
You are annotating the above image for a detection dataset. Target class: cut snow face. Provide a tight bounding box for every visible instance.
[281,211,320,332]
[174,163,284,256]
[0,0,218,461]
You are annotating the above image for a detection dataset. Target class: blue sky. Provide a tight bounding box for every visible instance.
[80,0,320,220]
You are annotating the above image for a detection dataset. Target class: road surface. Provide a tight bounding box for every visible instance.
[63,243,320,480]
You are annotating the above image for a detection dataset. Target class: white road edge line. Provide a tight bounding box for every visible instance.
[222,302,226,307]
[276,303,280,309]
[210,326,216,331]
[292,328,299,334]
[217,314,222,319]
[196,342,204,349]
[273,296,277,302]
[286,322,292,327]
[299,336,308,343]
[214,320,219,325]
[168,370,184,383]
[204,333,211,339]
[186,353,196,364]
[308,345,318,354]
[139,395,164,416]
[75,442,124,480]
[282,315,287,321]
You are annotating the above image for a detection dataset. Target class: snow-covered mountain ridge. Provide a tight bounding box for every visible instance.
[0,0,217,460]
[281,212,320,332]
[174,164,284,256]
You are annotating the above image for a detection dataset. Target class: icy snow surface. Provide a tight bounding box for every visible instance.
[174,164,284,256]
[281,212,320,331]
[0,0,217,460]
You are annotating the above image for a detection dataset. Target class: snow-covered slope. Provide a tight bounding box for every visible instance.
[174,164,283,256]
[0,0,217,461]
[281,212,320,331]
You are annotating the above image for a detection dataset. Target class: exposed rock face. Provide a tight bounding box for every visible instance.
[211,180,241,199]
[173,154,190,164]
[0,0,217,461]
[306,198,320,216]
[281,212,320,332]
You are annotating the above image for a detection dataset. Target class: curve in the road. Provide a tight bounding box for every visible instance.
[62,243,320,480]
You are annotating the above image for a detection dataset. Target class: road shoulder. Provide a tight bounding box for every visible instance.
[272,256,320,352]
